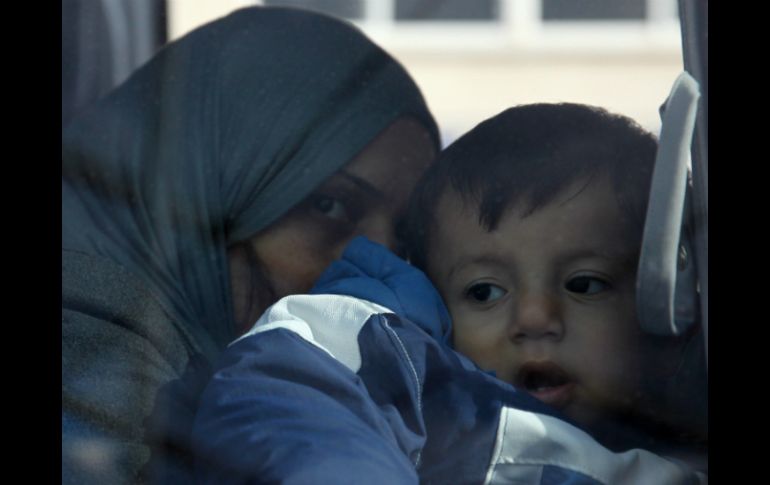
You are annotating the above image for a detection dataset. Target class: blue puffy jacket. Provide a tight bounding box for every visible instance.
[192,237,704,484]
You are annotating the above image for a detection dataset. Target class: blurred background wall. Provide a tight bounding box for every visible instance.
[166,0,683,144]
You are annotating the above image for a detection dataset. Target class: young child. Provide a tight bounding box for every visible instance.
[192,103,706,484]
[403,102,707,461]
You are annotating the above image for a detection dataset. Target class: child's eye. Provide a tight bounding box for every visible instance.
[564,275,611,295]
[311,195,351,223]
[466,283,507,303]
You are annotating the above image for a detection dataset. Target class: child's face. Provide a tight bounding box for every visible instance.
[426,177,648,432]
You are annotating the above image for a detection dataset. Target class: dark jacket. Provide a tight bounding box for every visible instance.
[192,237,706,484]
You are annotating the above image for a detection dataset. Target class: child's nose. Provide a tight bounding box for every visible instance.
[508,293,564,343]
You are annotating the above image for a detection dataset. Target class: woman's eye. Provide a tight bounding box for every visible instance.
[312,195,350,222]
[565,276,611,295]
[466,283,506,303]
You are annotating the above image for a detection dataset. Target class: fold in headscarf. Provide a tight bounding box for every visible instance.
[62,6,439,359]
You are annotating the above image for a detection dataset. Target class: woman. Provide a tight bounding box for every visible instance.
[62,7,439,484]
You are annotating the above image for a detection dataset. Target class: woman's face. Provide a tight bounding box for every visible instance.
[228,117,436,334]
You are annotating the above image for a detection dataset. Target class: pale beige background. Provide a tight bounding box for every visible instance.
[166,0,683,143]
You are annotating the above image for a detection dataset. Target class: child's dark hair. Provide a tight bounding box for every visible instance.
[403,103,658,270]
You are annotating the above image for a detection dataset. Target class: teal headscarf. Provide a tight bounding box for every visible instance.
[62,6,439,360]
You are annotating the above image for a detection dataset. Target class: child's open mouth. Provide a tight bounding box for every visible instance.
[515,361,575,409]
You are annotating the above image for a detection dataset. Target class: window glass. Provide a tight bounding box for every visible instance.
[263,0,364,20]
[63,0,706,482]
[395,0,499,21]
[542,0,646,21]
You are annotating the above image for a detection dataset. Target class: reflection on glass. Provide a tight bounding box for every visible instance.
[543,0,646,21]
[395,0,498,21]
[264,0,364,19]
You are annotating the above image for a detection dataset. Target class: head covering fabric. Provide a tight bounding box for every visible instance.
[62,6,439,357]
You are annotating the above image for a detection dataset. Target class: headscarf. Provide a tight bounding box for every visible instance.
[62,6,439,360]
